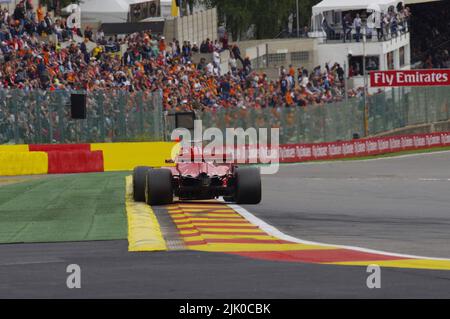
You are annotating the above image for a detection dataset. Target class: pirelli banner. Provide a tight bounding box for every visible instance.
[370,69,450,87]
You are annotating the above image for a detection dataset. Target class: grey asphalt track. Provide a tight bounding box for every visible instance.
[252,151,450,258]
[0,241,449,298]
[0,151,449,298]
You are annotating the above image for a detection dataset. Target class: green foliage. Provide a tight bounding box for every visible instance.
[196,0,321,40]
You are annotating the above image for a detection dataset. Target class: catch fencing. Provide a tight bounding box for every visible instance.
[0,89,164,144]
[199,86,450,144]
[0,86,449,145]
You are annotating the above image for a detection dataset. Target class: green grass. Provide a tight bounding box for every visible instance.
[0,172,129,244]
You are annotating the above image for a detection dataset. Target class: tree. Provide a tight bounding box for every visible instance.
[196,0,321,40]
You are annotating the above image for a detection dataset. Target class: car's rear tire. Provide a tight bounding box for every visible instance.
[145,169,173,206]
[234,167,262,204]
[133,166,151,202]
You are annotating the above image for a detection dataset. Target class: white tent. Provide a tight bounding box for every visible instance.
[312,0,402,17]
[81,0,130,23]
[404,0,441,4]
[310,0,404,34]
[81,0,159,23]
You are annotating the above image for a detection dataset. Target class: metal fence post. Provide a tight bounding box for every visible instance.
[48,95,54,144]
[12,91,19,144]
[296,106,302,143]
[119,92,127,140]
[34,90,43,144]
[154,91,163,141]
[138,92,144,136]
[96,92,106,142]
[57,91,65,143]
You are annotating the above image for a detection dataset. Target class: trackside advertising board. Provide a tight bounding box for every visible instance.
[276,132,450,163]
[229,132,450,163]
[370,69,450,87]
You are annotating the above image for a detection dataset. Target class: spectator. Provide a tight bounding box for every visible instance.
[213,50,221,75]
[13,2,26,26]
[353,14,362,42]
[229,53,237,74]
[42,12,53,35]
[231,44,244,67]
[199,40,208,53]
[243,56,252,75]
[84,26,93,41]
[342,13,352,43]
[220,33,229,51]
[37,3,44,23]
[375,12,383,41]
[191,42,199,53]
[390,13,398,37]
[0,1,367,114]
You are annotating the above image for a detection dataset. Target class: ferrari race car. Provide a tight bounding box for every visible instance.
[132,160,261,206]
[132,111,261,206]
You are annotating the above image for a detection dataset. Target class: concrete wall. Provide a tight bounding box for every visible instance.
[235,38,316,71]
[164,8,217,46]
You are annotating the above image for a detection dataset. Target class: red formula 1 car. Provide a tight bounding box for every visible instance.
[132,155,261,206]
[132,112,261,206]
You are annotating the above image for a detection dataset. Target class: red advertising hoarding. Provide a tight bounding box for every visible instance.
[226,132,450,164]
[370,69,450,87]
[275,132,450,163]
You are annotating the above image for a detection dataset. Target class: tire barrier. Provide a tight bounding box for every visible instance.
[0,152,48,176]
[47,151,104,174]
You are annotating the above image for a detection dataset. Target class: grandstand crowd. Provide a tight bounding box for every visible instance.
[1,0,448,114]
[0,0,355,112]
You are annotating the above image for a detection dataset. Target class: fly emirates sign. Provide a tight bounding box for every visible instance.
[370,70,450,87]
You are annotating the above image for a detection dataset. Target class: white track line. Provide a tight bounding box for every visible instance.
[282,150,450,166]
[220,199,450,262]
[0,259,62,266]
